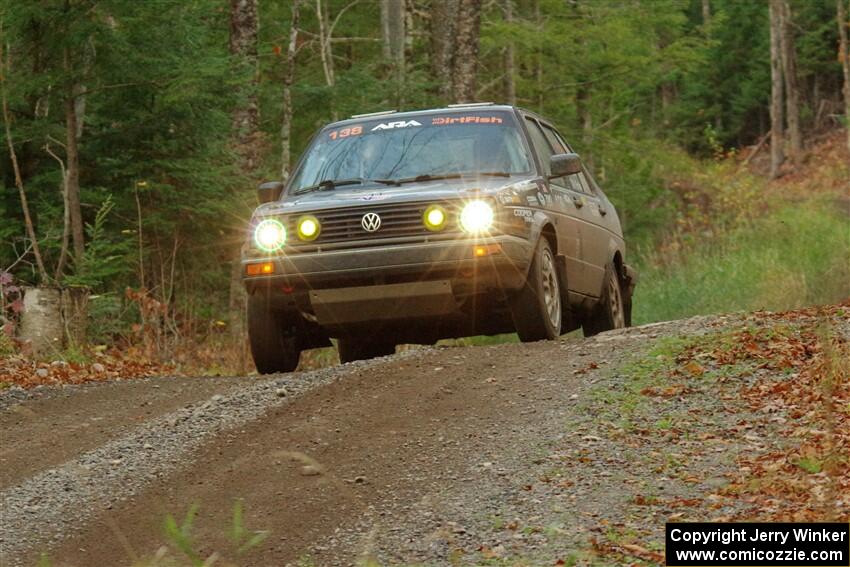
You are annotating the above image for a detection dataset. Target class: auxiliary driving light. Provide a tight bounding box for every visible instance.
[297,215,321,240]
[423,205,447,231]
[254,218,286,252]
[459,200,494,233]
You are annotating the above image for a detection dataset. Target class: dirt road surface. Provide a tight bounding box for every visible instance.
[1,308,847,566]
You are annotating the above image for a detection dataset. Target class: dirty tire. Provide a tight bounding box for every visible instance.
[510,238,562,342]
[247,295,301,374]
[337,338,396,363]
[582,263,626,337]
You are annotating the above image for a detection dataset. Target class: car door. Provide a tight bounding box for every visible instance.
[539,122,610,296]
[521,116,596,296]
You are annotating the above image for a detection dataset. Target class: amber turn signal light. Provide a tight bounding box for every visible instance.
[245,262,275,276]
[473,244,502,257]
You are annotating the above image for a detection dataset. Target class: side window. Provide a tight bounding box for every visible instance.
[551,128,572,153]
[541,124,567,154]
[565,174,586,194]
[582,168,604,196]
[523,117,554,176]
[575,172,594,195]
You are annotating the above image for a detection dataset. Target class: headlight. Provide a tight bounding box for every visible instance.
[423,205,447,231]
[254,218,286,251]
[297,215,320,240]
[459,200,494,233]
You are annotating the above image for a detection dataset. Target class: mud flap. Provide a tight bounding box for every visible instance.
[556,254,579,333]
[622,264,638,327]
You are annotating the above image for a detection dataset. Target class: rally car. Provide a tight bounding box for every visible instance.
[242,103,637,373]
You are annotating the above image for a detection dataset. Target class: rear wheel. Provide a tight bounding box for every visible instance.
[337,337,396,363]
[582,264,626,337]
[247,295,301,374]
[510,238,562,342]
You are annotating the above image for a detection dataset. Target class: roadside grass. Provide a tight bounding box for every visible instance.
[633,199,850,325]
[576,306,848,565]
[585,335,698,430]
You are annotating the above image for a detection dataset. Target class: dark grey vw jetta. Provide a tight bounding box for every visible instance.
[242,103,637,373]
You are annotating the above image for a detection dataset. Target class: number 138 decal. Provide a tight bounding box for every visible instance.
[328,125,363,140]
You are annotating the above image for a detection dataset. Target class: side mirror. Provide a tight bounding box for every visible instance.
[257,181,284,204]
[550,153,583,178]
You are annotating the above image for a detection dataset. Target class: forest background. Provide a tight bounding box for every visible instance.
[1,0,848,376]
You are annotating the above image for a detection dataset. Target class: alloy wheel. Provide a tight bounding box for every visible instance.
[540,248,561,331]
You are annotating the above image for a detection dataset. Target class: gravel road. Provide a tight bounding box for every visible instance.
[1,309,845,566]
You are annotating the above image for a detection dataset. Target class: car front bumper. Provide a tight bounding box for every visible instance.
[242,234,533,295]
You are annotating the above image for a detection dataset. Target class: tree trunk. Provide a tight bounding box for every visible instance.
[316,0,337,120]
[839,0,850,151]
[430,0,457,101]
[503,0,517,105]
[228,0,260,360]
[381,0,405,67]
[779,0,802,164]
[451,0,482,103]
[381,0,406,103]
[534,0,544,110]
[281,0,301,181]
[702,0,711,33]
[64,48,85,264]
[576,85,594,172]
[43,143,71,280]
[229,0,260,172]
[19,286,89,355]
[19,287,64,356]
[769,0,785,179]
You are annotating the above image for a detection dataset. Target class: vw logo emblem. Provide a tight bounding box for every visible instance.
[361,212,381,232]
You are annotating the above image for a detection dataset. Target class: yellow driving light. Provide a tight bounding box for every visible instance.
[423,205,447,231]
[459,200,495,233]
[297,215,321,240]
[254,218,286,252]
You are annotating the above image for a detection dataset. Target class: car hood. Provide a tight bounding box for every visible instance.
[253,175,539,217]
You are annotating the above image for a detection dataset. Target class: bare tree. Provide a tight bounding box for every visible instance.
[769,0,785,179]
[43,141,71,279]
[381,0,405,81]
[1,35,49,282]
[779,0,802,164]
[281,0,301,180]
[63,47,85,264]
[430,0,457,101]
[451,0,482,103]
[534,0,544,110]
[229,0,261,172]
[503,0,517,105]
[228,0,260,353]
[316,1,335,86]
[839,0,850,150]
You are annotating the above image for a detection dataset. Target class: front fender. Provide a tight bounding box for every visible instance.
[527,209,556,247]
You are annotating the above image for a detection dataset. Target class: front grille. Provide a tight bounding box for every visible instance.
[284,200,475,252]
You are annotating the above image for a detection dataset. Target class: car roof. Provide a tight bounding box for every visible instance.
[326,103,543,128]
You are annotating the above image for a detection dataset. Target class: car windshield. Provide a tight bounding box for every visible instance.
[287,111,532,194]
